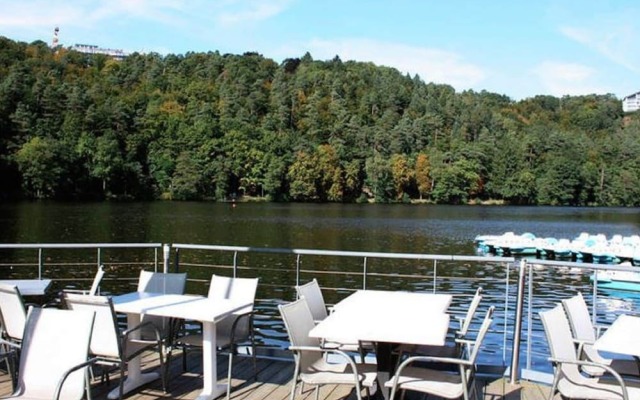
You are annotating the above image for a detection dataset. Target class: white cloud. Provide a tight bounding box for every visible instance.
[559,19,640,74]
[531,61,606,96]
[285,38,486,90]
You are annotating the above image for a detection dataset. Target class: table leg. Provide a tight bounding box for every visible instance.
[107,313,160,400]
[196,320,227,400]
[375,342,397,400]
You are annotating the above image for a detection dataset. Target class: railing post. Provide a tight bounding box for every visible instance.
[510,259,527,384]
[363,257,368,290]
[163,244,170,273]
[97,247,102,268]
[432,260,438,293]
[295,254,301,289]
[591,268,598,327]
[233,251,238,278]
[38,248,43,280]
[174,247,180,272]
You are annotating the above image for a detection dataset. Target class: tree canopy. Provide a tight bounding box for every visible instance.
[1,36,639,205]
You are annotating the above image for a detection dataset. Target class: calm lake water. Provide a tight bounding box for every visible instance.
[1,201,639,375]
[1,201,639,252]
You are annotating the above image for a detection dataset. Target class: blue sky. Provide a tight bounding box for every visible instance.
[1,0,639,100]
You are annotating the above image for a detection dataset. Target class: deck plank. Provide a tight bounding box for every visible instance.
[0,351,557,400]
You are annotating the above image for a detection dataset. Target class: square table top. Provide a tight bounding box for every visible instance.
[0,279,52,296]
[594,314,640,358]
[112,292,252,323]
[310,290,452,346]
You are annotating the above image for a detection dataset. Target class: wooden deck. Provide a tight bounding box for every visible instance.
[0,349,555,400]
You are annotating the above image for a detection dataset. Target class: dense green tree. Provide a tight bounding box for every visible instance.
[0,36,636,205]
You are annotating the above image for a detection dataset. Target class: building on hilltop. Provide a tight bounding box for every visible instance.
[71,43,128,60]
[622,91,640,113]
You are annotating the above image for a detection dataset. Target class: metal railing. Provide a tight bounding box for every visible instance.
[0,243,164,280]
[0,241,633,385]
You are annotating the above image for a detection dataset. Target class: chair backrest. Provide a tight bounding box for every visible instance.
[208,275,259,303]
[208,275,259,339]
[63,293,121,359]
[466,305,494,365]
[88,265,106,296]
[0,283,27,342]
[539,304,585,384]
[279,298,322,371]
[17,307,94,400]
[137,271,187,338]
[459,287,483,337]
[561,292,596,342]
[295,279,328,321]
[137,270,187,294]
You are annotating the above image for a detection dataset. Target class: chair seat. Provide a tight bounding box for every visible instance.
[557,375,640,399]
[396,343,459,358]
[384,366,465,399]
[302,358,377,387]
[582,358,640,377]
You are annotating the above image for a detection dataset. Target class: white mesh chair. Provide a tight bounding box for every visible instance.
[385,306,494,400]
[295,279,368,361]
[63,293,166,400]
[0,283,28,392]
[7,307,96,400]
[398,287,483,359]
[63,265,106,296]
[295,279,329,322]
[44,266,107,308]
[279,297,377,400]
[0,283,27,347]
[177,275,259,400]
[562,292,639,377]
[539,304,640,400]
[137,271,187,335]
[136,270,187,375]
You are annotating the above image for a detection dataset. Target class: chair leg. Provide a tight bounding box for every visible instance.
[226,351,234,400]
[290,359,300,400]
[85,367,93,400]
[158,346,166,393]
[118,361,125,400]
[182,344,188,372]
[164,345,172,389]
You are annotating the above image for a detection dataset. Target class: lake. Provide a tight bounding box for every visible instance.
[2,201,639,252]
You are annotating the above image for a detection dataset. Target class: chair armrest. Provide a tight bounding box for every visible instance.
[397,355,473,370]
[61,289,90,295]
[54,357,98,400]
[571,338,595,358]
[594,324,607,338]
[289,345,365,382]
[0,338,20,350]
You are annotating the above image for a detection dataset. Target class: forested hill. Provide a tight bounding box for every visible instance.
[1,37,639,205]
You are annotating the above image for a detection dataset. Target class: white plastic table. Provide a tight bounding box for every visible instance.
[309,290,452,399]
[111,292,251,400]
[594,314,640,358]
[0,279,52,296]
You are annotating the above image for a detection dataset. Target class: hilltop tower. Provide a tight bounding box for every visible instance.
[51,26,59,48]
